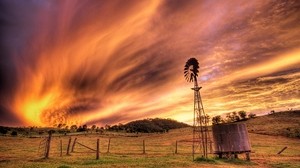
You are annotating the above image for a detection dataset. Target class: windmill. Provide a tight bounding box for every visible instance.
[184,58,209,160]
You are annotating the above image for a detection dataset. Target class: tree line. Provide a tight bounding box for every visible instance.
[211,111,256,125]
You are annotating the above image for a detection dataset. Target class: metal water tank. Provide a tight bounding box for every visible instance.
[212,123,251,154]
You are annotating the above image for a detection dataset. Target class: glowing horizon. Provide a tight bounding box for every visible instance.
[0,0,300,127]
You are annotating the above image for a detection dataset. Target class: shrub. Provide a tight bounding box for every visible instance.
[11,131,18,136]
[0,127,8,134]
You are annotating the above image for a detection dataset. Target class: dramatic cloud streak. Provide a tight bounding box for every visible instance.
[0,0,299,126]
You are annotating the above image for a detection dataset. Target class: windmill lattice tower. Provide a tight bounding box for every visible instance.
[184,58,210,160]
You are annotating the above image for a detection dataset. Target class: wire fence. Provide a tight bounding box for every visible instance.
[39,134,214,160]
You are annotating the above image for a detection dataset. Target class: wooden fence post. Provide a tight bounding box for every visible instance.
[45,131,52,158]
[60,139,62,157]
[66,137,71,155]
[175,141,178,154]
[107,138,111,153]
[96,139,100,160]
[143,140,145,154]
[71,138,77,152]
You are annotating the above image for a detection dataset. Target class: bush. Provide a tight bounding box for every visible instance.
[11,131,18,136]
[248,113,256,118]
[0,127,8,134]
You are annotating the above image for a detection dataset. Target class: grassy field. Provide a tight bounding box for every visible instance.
[0,127,300,168]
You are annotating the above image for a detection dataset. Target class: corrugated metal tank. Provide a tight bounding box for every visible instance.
[212,123,251,153]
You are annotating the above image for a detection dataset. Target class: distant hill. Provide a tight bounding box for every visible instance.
[244,110,300,138]
[117,118,190,133]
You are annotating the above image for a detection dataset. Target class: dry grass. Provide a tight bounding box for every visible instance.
[245,111,300,138]
[0,127,300,168]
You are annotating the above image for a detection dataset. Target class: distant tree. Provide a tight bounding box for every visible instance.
[226,113,234,122]
[11,131,18,136]
[0,127,8,134]
[269,110,275,114]
[77,126,83,132]
[204,115,210,125]
[70,125,77,131]
[82,125,88,132]
[238,111,247,120]
[57,123,63,129]
[91,125,96,133]
[248,113,256,118]
[212,115,222,125]
[233,112,240,121]
[226,112,240,123]
[65,126,69,130]
[105,124,111,130]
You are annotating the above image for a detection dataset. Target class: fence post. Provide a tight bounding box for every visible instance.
[107,138,111,153]
[143,140,145,154]
[60,139,62,157]
[45,131,52,158]
[71,137,77,152]
[96,139,100,160]
[66,137,71,155]
[175,140,178,154]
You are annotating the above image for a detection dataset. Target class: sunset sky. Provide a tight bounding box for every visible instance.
[0,0,300,127]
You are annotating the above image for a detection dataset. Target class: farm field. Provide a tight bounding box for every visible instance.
[0,127,299,168]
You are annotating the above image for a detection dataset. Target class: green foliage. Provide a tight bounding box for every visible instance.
[194,157,217,164]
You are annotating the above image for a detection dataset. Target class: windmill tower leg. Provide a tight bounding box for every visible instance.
[193,84,209,159]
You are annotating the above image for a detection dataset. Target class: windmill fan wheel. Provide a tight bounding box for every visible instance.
[184,58,199,82]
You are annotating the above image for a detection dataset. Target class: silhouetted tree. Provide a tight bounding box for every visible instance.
[11,131,18,136]
[91,125,96,133]
[77,126,83,132]
[205,115,210,125]
[233,112,240,121]
[105,124,111,130]
[212,115,222,125]
[57,123,63,129]
[0,127,8,134]
[83,125,88,131]
[269,110,275,114]
[238,111,247,120]
[70,125,77,131]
